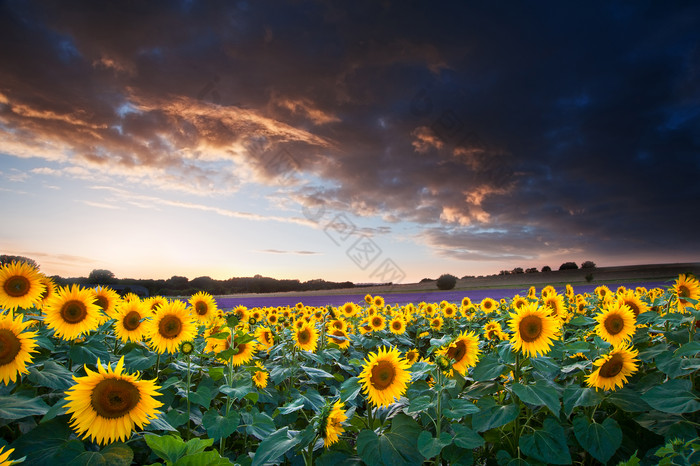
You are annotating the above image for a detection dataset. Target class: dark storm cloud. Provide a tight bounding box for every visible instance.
[1,0,698,262]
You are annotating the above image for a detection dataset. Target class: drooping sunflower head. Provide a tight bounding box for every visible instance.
[44,284,102,341]
[508,302,561,358]
[594,302,636,347]
[113,299,149,343]
[359,346,411,408]
[92,286,121,320]
[0,312,39,384]
[586,345,640,391]
[146,300,198,354]
[322,400,348,448]
[294,322,318,352]
[438,330,481,376]
[188,291,218,323]
[65,356,163,445]
[0,261,46,312]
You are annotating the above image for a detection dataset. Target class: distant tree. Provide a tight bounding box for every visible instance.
[436,274,457,290]
[559,262,579,271]
[541,265,552,272]
[581,261,597,269]
[419,278,435,283]
[88,269,115,284]
[525,267,539,273]
[512,267,524,274]
[499,270,510,276]
[0,255,39,269]
[166,276,189,290]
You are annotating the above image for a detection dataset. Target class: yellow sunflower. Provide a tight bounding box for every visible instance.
[36,275,57,310]
[252,361,268,389]
[405,349,420,366]
[92,286,121,320]
[294,322,318,352]
[586,345,640,391]
[146,300,198,354]
[480,297,498,313]
[673,274,700,311]
[145,296,168,314]
[65,356,162,445]
[369,314,386,332]
[327,329,351,349]
[359,346,411,408]
[0,261,45,312]
[340,302,358,318]
[508,302,561,358]
[484,320,503,340]
[0,313,39,384]
[437,330,480,376]
[429,316,443,331]
[0,446,16,466]
[617,291,648,318]
[511,295,529,310]
[228,334,257,366]
[254,325,275,351]
[542,294,566,320]
[113,299,149,343]
[594,302,636,347]
[232,306,249,323]
[189,291,218,324]
[461,297,472,308]
[44,284,102,341]
[204,324,229,354]
[443,304,458,319]
[373,296,385,308]
[388,316,406,335]
[323,400,348,447]
[364,294,373,305]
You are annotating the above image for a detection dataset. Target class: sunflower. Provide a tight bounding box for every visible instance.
[254,325,275,351]
[0,261,45,312]
[364,294,373,305]
[480,298,498,313]
[373,296,385,308]
[541,286,556,299]
[617,291,648,318]
[542,294,566,320]
[511,295,529,310]
[437,331,480,376]
[204,324,230,354]
[294,322,318,352]
[429,316,443,331]
[367,314,385,332]
[359,346,411,408]
[594,302,636,347]
[484,320,503,340]
[327,329,351,349]
[44,284,102,341]
[443,304,458,319]
[388,317,406,335]
[339,302,358,318]
[189,291,218,324]
[65,356,162,445]
[113,299,149,343]
[252,361,268,389]
[36,275,57,310]
[0,313,39,384]
[92,286,121,320]
[145,296,168,314]
[228,334,257,366]
[323,400,348,447]
[146,300,198,354]
[673,274,700,311]
[586,345,640,391]
[0,446,16,466]
[508,302,561,358]
[461,297,472,308]
[595,286,611,300]
[405,349,420,366]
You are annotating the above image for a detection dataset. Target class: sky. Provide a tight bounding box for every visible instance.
[1,1,699,284]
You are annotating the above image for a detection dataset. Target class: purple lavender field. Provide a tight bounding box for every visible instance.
[213,281,669,309]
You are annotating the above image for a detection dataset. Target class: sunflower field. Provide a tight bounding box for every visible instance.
[0,261,699,465]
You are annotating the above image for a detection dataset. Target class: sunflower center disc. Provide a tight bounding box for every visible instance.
[370,360,396,390]
[392,321,402,330]
[123,311,141,331]
[447,340,466,362]
[604,315,624,335]
[372,317,382,327]
[519,315,543,342]
[195,302,208,315]
[599,354,624,378]
[159,315,182,339]
[0,329,22,366]
[4,276,30,298]
[298,329,310,344]
[95,296,109,311]
[678,285,690,302]
[61,300,88,324]
[91,379,141,419]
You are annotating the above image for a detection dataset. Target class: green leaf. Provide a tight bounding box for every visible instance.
[512,381,561,417]
[27,360,75,390]
[451,424,485,450]
[641,379,700,414]
[175,450,232,466]
[0,395,49,419]
[184,437,214,456]
[9,418,72,466]
[251,427,301,466]
[145,434,188,464]
[339,376,362,403]
[675,341,700,357]
[519,417,571,465]
[406,394,435,414]
[573,415,622,464]
[189,378,216,407]
[69,341,111,367]
[606,387,651,412]
[122,345,158,372]
[202,408,240,441]
[417,431,453,459]
[471,401,519,433]
[563,386,603,416]
[471,353,508,381]
[277,398,305,415]
[443,398,480,419]
[300,365,335,381]
[655,352,699,378]
[529,356,560,379]
[99,443,135,466]
[356,413,423,466]
[441,444,474,466]
[243,410,276,440]
[219,377,252,401]
[147,412,179,432]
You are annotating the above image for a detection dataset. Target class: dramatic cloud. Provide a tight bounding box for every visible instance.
[1,0,698,271]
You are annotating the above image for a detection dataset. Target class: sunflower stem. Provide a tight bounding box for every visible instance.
[434,368,443,466]
[186,354,192,440]
[366,400,374,430]
[155,353,161,381]
[513,352,523,459]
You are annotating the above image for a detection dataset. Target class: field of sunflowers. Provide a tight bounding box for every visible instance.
[0,260,698,466]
